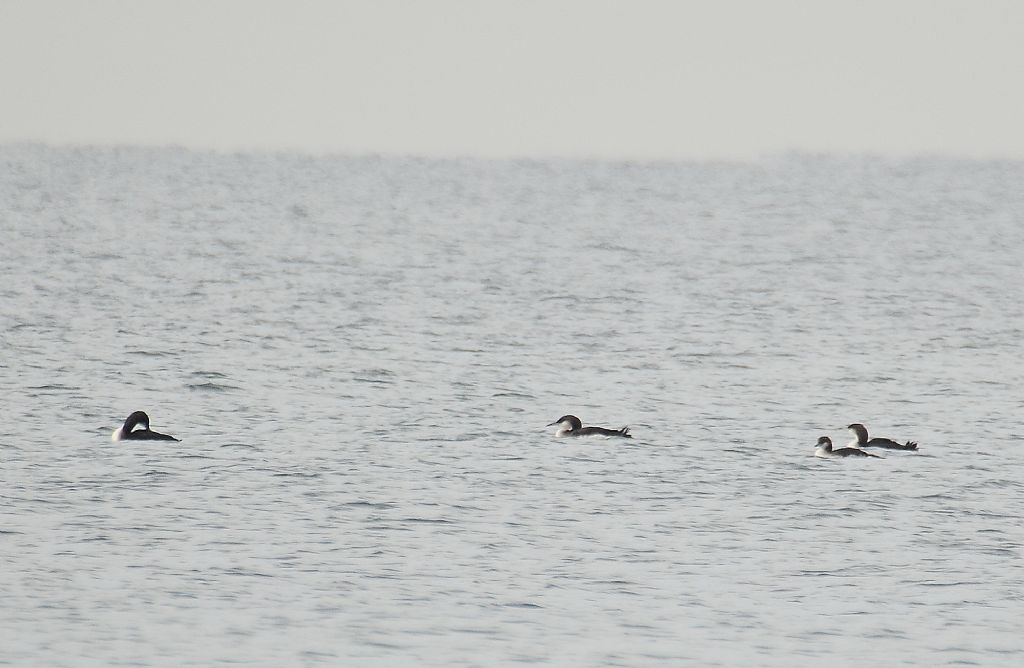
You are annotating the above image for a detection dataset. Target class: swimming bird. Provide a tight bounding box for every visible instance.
[847,423,917,450]
[111,411,179,442]
[547,415,631,438]
[815,436,879,458]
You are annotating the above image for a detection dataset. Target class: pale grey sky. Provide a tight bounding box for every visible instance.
[2,0,1022,159]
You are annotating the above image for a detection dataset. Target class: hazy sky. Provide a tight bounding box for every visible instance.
[2,0,1022,159]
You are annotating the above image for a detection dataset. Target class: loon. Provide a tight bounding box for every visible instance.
[111,411,179,442]
[815,436,879,458]
[547,415,632,438]
[847,423,917,450]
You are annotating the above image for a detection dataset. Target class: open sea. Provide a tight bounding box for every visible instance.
[1,144,1022,666]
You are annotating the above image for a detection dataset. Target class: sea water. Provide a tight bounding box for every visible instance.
[1,145,1022,666]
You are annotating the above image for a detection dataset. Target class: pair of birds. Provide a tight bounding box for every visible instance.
[111,411,618,443]
[113,411,634,442]
[815,423,918,458]
[110,409,630,440]
[112,412,611,443]
[112,412,619,443]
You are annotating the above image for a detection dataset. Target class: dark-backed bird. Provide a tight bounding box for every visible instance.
[847,423,917,450]
[547,415,631,438]
[111,411,179,442]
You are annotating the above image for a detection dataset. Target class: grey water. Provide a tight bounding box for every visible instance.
[1,144,1023,666]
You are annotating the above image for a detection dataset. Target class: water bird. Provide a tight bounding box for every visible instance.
[815,436,879,458]
[111,411,179,442]
[547,415,632,438]
[847,423,917,450]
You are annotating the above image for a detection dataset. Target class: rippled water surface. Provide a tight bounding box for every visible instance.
[2,145,1023,666]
